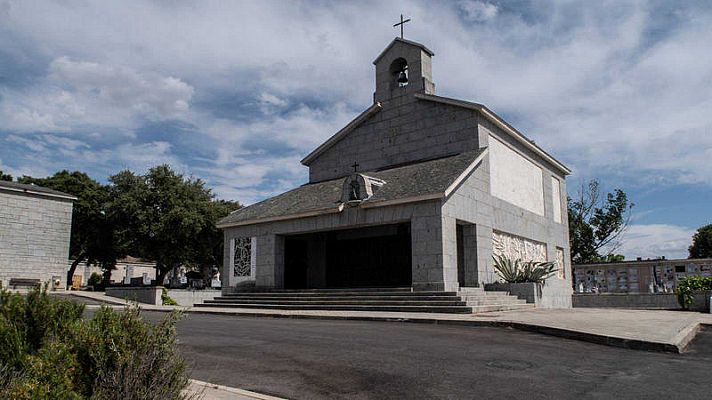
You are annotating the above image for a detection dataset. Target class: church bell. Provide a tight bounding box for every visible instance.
[397,70,408,84]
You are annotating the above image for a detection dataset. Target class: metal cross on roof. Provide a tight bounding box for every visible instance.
[393,14,411,39]
[351,162,360,172]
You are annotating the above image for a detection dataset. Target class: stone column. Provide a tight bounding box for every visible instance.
[411,213,459,292]
[475,224,495,285]
[441,216,460,292]
[411,214,445,291]
[255,234,284,289]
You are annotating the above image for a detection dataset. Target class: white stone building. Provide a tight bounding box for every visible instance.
[217,38,572,305]
[71,256,157,288]
[0,180,75,288]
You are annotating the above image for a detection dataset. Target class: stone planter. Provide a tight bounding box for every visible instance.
[485,279,572,309]
[105,286,164,305]
[689,290,712,313]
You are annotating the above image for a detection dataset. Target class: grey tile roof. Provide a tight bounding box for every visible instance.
[218,149,486,227]
[0,180,77,200]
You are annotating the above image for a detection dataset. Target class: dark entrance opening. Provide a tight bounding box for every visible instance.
[283,223,412,289]
[457,224,465,287]
[284,237,309,289]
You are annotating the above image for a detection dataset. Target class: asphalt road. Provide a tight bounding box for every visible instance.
[127,312,711,400]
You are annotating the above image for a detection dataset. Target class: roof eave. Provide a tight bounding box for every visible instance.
[372,37,435,65]
[443,148,488,197]
[216,205,345,229]
[0,185,78,201]
[301,102,382,166]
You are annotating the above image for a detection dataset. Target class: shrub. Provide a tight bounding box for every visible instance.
[162,288,179,306]
[0,286,197,399]
[675,276,712,310]
[88,272,103,288]
[492,255,558,284]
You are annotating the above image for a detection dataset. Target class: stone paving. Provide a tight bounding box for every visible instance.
[186,379,285,400]
[68,291,712,353]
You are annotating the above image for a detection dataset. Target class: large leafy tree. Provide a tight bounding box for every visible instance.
[0,170,12,181]
[689,224,712,259]
[568,180,633,264]
[194,199,242,270]
[108,165,238,285]
[18,171,123,286]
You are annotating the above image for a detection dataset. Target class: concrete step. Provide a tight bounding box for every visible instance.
[193,303,473,313]
[240,287,413,293]
[465,298,528,306]
[203,299,467,306]
[221,291,458,298]
[214,295,464,302]
[458,291,511,297]
[458,294,518,301]
[469,303,535,313]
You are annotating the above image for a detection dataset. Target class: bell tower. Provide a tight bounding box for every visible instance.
[373,37,435,103]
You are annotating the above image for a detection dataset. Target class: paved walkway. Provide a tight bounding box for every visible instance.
[186,379,285,400]
[69,291,712,353]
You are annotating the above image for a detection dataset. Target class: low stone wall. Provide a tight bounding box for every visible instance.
[691,291,712,313]
[105,286,163,305]
[166,289,220,307]
[485,280,572,308]
[573,293,681,310]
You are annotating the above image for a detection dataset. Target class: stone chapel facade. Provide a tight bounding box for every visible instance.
[218,38,572,301]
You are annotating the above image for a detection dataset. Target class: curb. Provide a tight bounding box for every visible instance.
[189,379,286,400]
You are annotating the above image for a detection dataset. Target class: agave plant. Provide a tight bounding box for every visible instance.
[492,255,558,283]
[492,254,521,282]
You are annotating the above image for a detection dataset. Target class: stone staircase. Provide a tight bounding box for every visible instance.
[195,287,533,314]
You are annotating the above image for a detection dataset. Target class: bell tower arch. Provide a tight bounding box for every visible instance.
[373,37,435,103]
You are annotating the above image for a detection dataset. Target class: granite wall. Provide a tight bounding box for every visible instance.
[0,189,73,288]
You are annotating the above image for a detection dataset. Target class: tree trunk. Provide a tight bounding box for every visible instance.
[156,265,169,287]
[66,254,86,289]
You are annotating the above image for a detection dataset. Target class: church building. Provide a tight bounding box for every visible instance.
[217,37,572,304]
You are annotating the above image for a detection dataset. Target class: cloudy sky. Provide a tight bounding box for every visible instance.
[1,0,711,259]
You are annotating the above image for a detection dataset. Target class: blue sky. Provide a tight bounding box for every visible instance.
[1,0,711,259]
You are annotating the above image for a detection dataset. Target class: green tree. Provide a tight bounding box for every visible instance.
[689,223,712,259]
[0,170,12,181]
[18,171,123,287]
[195,199,241,270]
[108,165,235,285]
[568,180,633,264]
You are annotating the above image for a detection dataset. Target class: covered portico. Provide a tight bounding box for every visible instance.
[217,150,487,293]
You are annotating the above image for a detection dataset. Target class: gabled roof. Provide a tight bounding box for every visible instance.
[301,103,381,166]
[218,148,487,228]
[300,92,571,175]
[0,180,77,201]
[373,37,435,65]
[414,93,571,175]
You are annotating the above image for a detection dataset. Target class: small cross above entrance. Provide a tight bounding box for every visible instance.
[351,162,360,172]
[393,14,411,39]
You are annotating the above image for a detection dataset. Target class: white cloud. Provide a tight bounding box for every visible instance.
[0,0,711,252]
[458,0,498,22]
[616,224,695,260]
[0,57,194,134]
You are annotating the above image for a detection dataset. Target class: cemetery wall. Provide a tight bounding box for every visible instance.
[573,258,712,293]
[573,293,681,309]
